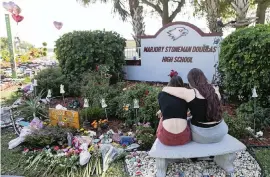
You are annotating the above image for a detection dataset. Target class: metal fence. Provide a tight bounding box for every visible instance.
[125,47,141,60]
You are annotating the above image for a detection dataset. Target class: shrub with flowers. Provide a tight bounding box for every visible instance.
[135,123,156,150]
[91,119,108,129]
[114,83,161,128]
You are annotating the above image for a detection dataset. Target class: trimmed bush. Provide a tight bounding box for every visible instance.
[54,30,126,80]
[35,67,67,97]
[218,24,270,106]
[35,67,81,97]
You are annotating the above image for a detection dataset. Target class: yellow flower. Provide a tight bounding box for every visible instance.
[123,105,129,111]
[43,122,48,125]
[80,128,84,131]
[84,131,88,134]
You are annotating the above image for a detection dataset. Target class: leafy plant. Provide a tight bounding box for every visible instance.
[223,112,249,139]
[80,65,111,107]
[54,30,126,80]
[236,100,270,131]
[136,125,156,151]
[34,67,69,97]
[105,82,125,116]
[218,24,270,106]
[115,83,161,127]
[80,107,105,122]
[18,90,48,121]
[24,126,76,147]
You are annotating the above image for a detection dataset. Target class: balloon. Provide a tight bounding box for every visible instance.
[7,1,15,12]
[2,2,9,11]
[53,21,63,30]
[2,1,15,12]
[12,14,24,23]
[13,4,21,15]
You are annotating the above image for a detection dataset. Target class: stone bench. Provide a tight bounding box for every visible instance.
[149,134,246,177]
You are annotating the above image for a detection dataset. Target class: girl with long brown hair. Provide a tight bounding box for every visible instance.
[157,70,191,146]
[162,68,228,144]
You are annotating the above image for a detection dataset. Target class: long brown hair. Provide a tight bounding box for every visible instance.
[168,76,184,87]
[187,68,222,121]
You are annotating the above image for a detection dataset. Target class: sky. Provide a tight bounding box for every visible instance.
[0,0,211,48]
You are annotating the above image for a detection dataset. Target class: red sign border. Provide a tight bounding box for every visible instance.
[139,21,222,39]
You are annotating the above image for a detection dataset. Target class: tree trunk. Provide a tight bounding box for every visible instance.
[205,0,223,33]
[256,1,269,24]
[162,0,171,26]
[129,0,145,57]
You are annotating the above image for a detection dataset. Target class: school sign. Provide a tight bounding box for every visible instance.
[124,22,222,83]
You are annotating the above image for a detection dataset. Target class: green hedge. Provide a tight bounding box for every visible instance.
[35,67,81,97]
[54,30,126,80]
[218,24,270,106]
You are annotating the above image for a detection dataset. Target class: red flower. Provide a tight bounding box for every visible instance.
[96,65,99,71]
[168,70,178,78]
[23,148,29,153]
[54,146,60,151]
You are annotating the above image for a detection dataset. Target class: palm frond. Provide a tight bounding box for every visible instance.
[113,0,129,21]
[76,0,129,21]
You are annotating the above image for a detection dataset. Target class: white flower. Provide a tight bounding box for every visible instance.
[123,88,127,91]
[88,130,96,137]
[245,127,254,133]
[256,131,263,137]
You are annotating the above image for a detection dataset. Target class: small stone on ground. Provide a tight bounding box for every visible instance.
[125,151,261,177]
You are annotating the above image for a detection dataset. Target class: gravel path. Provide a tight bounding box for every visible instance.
[125,151,261,177]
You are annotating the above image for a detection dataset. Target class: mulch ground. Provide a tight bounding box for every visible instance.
[242,128,270,146]
[222,104,237,116]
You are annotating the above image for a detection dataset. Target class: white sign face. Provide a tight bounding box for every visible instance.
[124,22,222,83]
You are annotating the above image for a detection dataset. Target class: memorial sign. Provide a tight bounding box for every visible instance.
[124,22,222,83]
[49,108,80,129]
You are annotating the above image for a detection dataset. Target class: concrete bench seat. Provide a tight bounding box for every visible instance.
[149,134,246,177]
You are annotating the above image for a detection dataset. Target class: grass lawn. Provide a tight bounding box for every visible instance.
[0,86,20,104]
[254,148,270,177]
[1,128,26,176]
[1,129,128,177]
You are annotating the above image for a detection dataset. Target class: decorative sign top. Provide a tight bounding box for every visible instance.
[124,22,222,83]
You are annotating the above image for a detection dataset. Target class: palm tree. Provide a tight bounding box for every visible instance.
[77,0,145,50]
[77,0,129,21]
